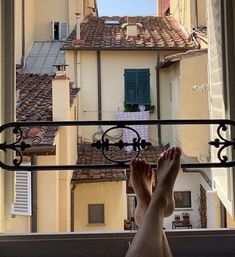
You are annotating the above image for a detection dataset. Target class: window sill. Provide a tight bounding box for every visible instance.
[87,223,105,226]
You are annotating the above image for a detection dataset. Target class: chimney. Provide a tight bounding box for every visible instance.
[52,64,70,121]
[75,13,81,40]
[127,17,138,38]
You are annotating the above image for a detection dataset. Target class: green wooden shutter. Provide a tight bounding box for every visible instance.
[124,69,137,104]
[137,69,150,105]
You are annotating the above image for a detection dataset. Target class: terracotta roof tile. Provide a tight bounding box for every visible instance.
[62,16,195,50]
[72,143,163,183]
[16,74,79,148]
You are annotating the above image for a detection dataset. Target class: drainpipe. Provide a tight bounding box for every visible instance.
[21,0,25,68]
[97,51,102,121]
[156,52,162,146]
[31,155,37,232]
[195,0,199,28]
[70,183,77,232]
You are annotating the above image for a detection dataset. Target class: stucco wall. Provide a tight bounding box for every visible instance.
[164,169,211,229]
[170,0,206,33]
[207,0,234,218]
[66,50,159,143]
[178,54,209,158]
[74,181,127,231]
[160,53,209,159]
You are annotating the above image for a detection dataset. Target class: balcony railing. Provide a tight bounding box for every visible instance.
[0,119,234,171]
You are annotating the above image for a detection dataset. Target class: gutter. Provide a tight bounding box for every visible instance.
[97,51,102,121]
[70,183,77,232]
[156,52,162,146]
[31,155,37,232]
[61,47,195,51]
[21,0,25,68]
[183,168,212,188]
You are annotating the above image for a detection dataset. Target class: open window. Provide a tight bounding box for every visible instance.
[51,21,68,41]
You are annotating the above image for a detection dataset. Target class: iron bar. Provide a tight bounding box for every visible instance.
[0,119,234,171]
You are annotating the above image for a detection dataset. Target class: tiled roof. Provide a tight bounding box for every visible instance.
[157,48,208,69]
[16,74,79,150]
[72,144,163,183]
[62,16,195,50]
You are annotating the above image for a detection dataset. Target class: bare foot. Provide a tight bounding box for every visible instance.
[130,158,153,226]
[153,147,181,217]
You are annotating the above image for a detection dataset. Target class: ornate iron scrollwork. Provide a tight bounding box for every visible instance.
[91,125,152,164]
[209,123,235,164]
[0,119,234,170]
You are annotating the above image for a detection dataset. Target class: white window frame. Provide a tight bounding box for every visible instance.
[51,21,68,41]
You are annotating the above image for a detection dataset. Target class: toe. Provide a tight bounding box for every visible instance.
[169,147,175,160]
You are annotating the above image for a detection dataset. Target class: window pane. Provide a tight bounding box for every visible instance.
[88,204,104,224]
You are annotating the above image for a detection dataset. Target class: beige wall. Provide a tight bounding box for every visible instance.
[74,181,127,231]
[66,50,159,143]
[160,53,209,159]
[178,54,209,158]
[15,0,97,64]
[170,0,206,32]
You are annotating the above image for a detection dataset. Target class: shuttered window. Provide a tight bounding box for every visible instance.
[51,21,68,41]
[88,204,105,224]
[12,171,32,216]
[124,69,150,105]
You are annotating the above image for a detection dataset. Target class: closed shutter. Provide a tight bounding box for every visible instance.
[59,21,68,41]
[137,69,150,105]
[124,69,150,105]
[124,69,138,104]
[12,170,32,216]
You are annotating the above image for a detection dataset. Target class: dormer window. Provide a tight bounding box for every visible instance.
[51,21,68,41]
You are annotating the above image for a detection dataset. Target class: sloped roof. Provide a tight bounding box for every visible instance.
[16,74,79,152]
[62,16,195,50]
[21,41,65,75]
[72,144,163,183]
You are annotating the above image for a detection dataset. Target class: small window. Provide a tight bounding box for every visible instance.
[88,204,105,224]
[124,69,150,105]
[174,191,191,208]
[51,21,68,41]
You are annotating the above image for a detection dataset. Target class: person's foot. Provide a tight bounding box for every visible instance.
[153,147,181,217]
[130,158,153,226]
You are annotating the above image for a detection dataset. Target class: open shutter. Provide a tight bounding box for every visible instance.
[51,21,55,40]
[12,170,32,216]
[137,69,150,105]
[124,69,137,104]
[59,21,68,41]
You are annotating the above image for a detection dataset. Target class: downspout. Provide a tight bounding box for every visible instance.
[31,155,37,232]
[21,0,25,68]
[195,0,199,28]
[71,183,77,232]
[97,51,102,121]
[156,52,162,146]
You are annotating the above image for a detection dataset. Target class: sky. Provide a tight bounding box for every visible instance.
[96,0,157,16]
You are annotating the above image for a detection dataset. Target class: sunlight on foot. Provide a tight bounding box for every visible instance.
[154,147,181,217]
[130,158,153,226]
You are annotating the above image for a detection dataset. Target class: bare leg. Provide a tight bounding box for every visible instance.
[130,158,152,227]
[126,147,181,257]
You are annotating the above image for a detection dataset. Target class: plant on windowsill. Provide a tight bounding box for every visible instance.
[124,104,156,114]
[174,214,180,224]
[182,212,190,225]
[124,219,132,230]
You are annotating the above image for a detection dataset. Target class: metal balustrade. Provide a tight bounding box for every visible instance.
[0,119,234,171]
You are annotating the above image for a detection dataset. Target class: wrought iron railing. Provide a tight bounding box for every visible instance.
[0,119,234,171]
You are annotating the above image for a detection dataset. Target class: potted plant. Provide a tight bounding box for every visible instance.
[182,212,190,224]
[174,214,180,224]
[124,219,132,230]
